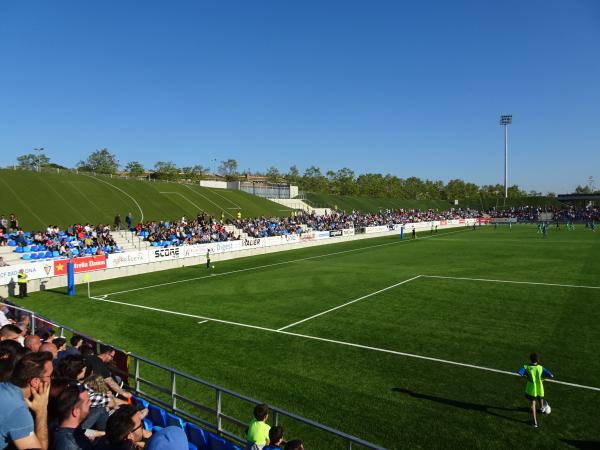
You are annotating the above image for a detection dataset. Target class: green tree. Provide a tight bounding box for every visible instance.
[77,149,119,174]
[507,185,525,198]
[124,161,145,176]
[17,153,50,171]
[192,165,207,178]
[266,166,281,183]
[153,161,179,181]
[357,173,385,197]
[302,166,328,192]
[333,168,358,196]
[217,159,239,180]
[285,165,301,187]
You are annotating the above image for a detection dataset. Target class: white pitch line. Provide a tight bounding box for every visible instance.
[421,275,600,290]
[100,228,468,297]
[183,185,235,218]
[159,191,203,211]
[277,275,422,331]
[82,174,144,222]
[197,320,209,325]
[87,295,600,392]
[207,187,242,209]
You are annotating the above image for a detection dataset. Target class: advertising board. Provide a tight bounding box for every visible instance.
[53,256,107,275]
[0,261,54,285]
[106,251,149,269]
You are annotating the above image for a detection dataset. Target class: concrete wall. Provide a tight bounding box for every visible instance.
[199,180,228,189]
[0,222,473,298]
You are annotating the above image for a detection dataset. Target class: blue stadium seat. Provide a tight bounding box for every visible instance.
[52,251,59,257]
[30,253,38,260]
[148,404,167,429]
[166,412,185,429]
[22,254,31,260]
[85,248,93,255]
[185,423,208,450]
[15,247,23,253]
[72,249,80,257]
[8,240,16,246]
[207,432,237,450]
[23,245,32,252]
[39,252,48,259]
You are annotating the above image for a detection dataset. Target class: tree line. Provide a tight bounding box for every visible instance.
[14,149,596,199]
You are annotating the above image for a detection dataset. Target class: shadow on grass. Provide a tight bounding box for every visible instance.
[561,440,600,450]
[38,288,69,297]
[391,387,529,425]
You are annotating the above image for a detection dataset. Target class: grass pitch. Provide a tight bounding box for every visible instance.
[17,225,600,449]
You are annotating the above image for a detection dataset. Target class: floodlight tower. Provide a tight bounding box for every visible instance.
[500,115,512,199]
[34,147,44,173]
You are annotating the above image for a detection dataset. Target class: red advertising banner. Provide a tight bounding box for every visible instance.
[54,256,107,275]
[439,220,447,226]
[459,219,465,224]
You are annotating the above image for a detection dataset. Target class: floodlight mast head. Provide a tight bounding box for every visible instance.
[499,115,512,199]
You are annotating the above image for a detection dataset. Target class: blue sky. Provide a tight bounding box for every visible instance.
[0,0,598,193]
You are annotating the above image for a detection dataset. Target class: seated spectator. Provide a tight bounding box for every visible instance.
[0,339,27,382]
[17,315,31,334]
[0,324,22,342]
[0,256,8,266]
[81,374,126,431]
[1,351,53,449]
[57,335,84,361]
[40,342,59,360]
[50,383,94,450]
[0,308,10,327]
[85,346,131,400]
[25,335,42,352]
[146,427,188,450]
[246,403,271,450]
[263,426,284,449]
[53,337,67,354]
[55,355,88,382]
[284,440,304,450]
[100,404,152,450]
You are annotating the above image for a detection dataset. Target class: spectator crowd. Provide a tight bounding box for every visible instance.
[0,214,120,264]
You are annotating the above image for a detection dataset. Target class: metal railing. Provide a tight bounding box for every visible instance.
[0,301,386,450]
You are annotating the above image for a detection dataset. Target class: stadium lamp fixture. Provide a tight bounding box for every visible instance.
[499,115,512,199]
[34,147,45,173]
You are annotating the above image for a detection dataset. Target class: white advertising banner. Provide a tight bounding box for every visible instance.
[0,261,54,285]
[106,251,149,269]
[342,228,355,237]
[264,234,300,247]
[364,225,391,234]
[314,231,331,240]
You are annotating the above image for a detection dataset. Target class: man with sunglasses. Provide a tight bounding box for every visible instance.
[1,351,52,450]
[99,405,149,450]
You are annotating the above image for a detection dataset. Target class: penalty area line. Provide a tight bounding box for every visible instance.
[421,275,600,290]
[87,295,600,392]
[277,275,422,331]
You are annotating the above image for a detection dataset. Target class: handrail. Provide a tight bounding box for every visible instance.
[0,301,386,450]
